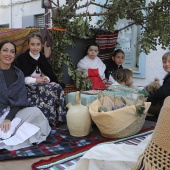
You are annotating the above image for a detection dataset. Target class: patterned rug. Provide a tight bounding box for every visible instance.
[95,30,119,61]
[32,127,154,170]
[0,124,113,161]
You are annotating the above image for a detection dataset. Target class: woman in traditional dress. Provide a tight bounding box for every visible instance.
[15,34,67,125]
[0,40,51,150]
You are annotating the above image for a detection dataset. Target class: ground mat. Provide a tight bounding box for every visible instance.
[32,127,154,170]
[0,124,113,161]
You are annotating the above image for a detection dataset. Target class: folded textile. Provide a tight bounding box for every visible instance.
[69,134,152,170]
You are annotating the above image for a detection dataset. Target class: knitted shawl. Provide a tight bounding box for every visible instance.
[0,66,29,116]
[15,49,65,89]
[135,96,170,170]
[77,55,106,80]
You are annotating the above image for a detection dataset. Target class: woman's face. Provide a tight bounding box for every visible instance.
[0,43,15,69]
[163,56,170,73]
[29,37,42,55]
[87,46,99,59]
[112,52,125,66]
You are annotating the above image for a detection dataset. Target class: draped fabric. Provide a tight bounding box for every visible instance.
[0,28,40,56]
[95,30,119,61]
[0,67,29,116]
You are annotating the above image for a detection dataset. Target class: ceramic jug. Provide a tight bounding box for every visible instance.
[66,91,92,137]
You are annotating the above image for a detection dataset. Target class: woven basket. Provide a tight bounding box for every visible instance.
[89,94,151,138]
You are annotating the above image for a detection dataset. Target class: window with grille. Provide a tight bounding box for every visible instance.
[36,13,51,28]
[22,14,51,28]
[36,14,45,27]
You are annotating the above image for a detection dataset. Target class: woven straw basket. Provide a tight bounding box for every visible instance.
[89,95,151,138]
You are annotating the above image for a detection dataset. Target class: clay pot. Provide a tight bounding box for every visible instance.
[66,91,92,137]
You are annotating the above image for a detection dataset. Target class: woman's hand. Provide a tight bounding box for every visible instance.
[0,119,11,133]
[35,77,45,83]
[34,76,50,83]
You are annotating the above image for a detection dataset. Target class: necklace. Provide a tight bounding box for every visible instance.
[36,66,41,74]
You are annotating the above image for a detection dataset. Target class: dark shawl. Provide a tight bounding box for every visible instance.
[0,66,29,116]
[103,58,123,79]
[15,49,65,88]
[147,73,170,106]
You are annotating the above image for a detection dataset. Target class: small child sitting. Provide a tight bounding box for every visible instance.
[108,68,133,89]
[77,42,107,90]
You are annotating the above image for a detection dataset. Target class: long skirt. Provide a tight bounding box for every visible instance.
[26,82,67,126]
[0,107,51,151]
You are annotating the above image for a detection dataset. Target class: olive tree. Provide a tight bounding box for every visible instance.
[49,0,170,89]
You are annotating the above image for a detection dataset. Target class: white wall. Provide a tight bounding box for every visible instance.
[0,0,9,25]
[133,47,167,86]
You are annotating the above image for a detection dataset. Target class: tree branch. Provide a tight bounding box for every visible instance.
[104,0,109,6]
[58,1,78,21]
[73,3,170,17]
[90,1,110,9]
[118,22,136,32]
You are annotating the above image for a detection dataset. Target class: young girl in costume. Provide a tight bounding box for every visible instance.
[104,49,125,83]
[77,42,107,90]
[15,34,66,125]
[0,40,51,150]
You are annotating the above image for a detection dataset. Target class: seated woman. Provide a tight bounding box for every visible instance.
[0,40,51,150]
[15,33,66,126]
[77,42,107,90]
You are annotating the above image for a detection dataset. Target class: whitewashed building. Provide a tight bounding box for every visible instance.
[0,0,167,86]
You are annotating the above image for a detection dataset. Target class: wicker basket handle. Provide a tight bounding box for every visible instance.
[75,91,81,105]
[135,94,145,106]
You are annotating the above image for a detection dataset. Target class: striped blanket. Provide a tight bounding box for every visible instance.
[95,31,119,60]
[0,28,40,56]
[32,128,154,170]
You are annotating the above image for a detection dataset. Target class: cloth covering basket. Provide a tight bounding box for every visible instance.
[89,95,151,138]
